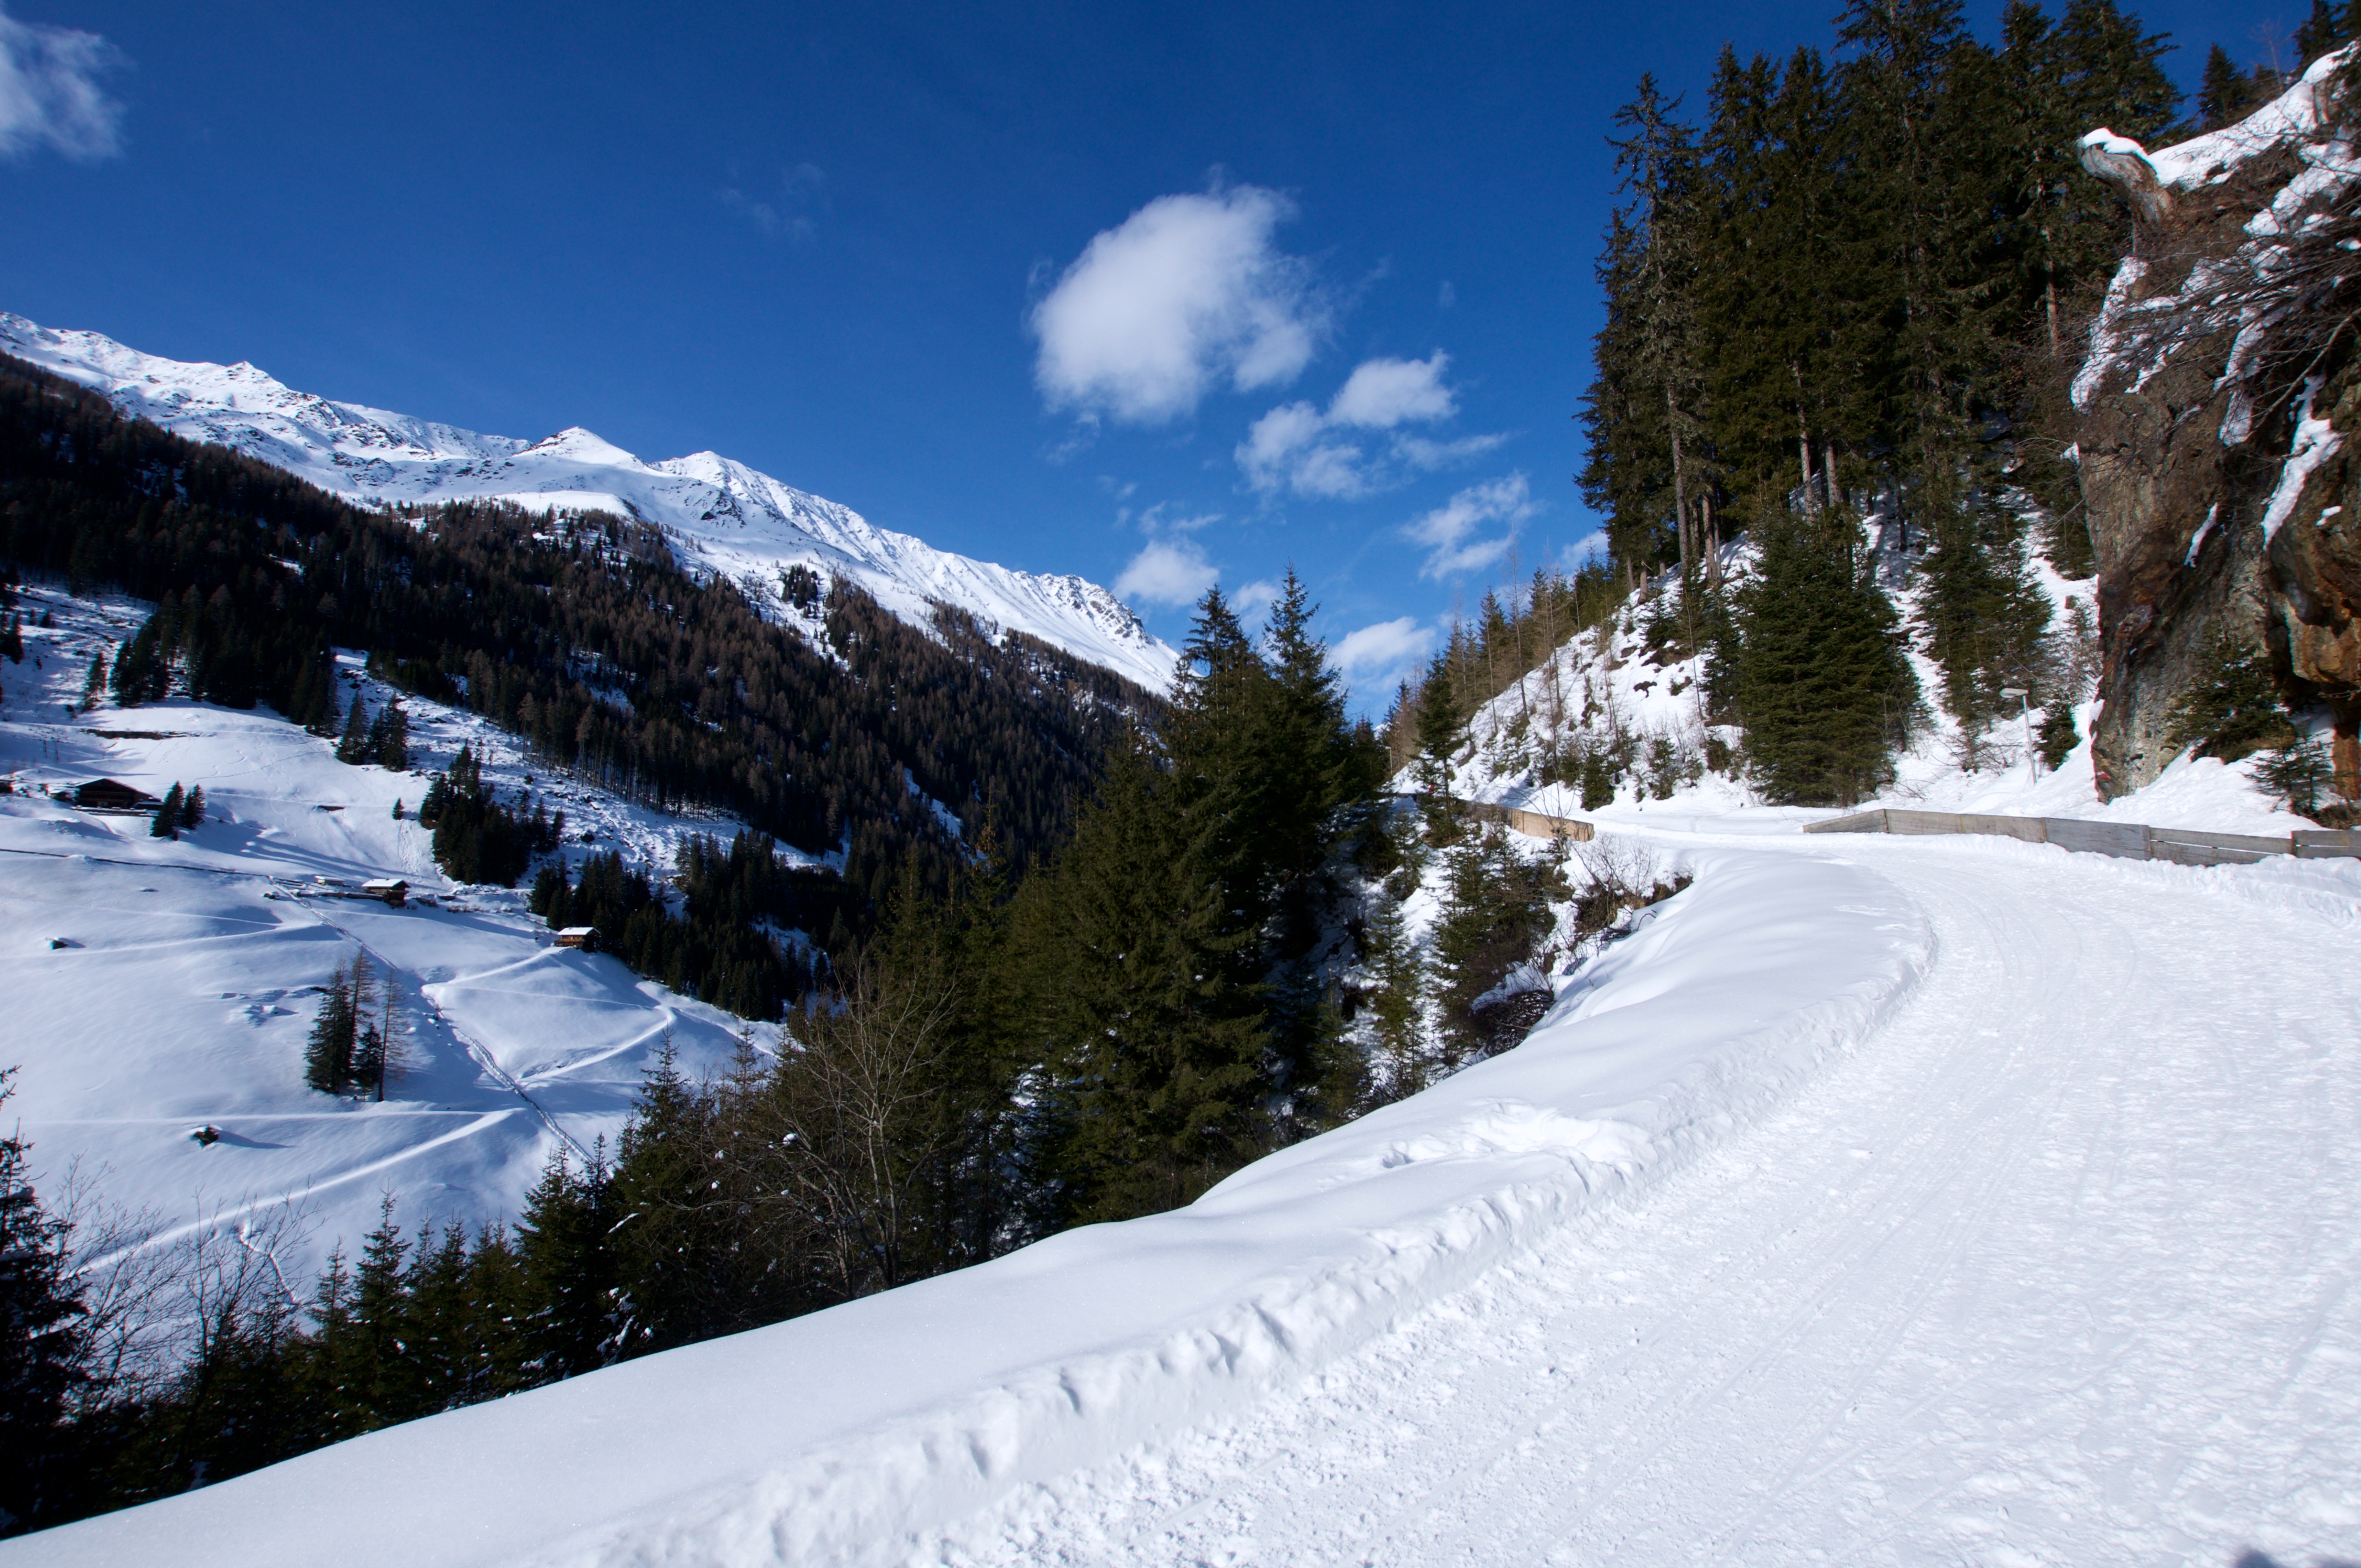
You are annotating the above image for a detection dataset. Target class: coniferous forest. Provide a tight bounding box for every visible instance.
[1385,0,2217,805]
[0,0,2337,1538]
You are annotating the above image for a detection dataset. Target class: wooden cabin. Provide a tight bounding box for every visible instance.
[74,777,158,812]
[360,879,410,907]
[554,926,597,950]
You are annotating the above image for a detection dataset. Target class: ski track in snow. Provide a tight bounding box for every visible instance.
[927,838,2361,1568]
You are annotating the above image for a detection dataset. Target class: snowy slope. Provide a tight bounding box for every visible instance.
[0,313,1179,693]
[0,582,758,1285]
[1435,537,2321,837]
[14,819,2359,1566]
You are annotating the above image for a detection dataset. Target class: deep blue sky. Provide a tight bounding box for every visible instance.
[2,0,2289,703]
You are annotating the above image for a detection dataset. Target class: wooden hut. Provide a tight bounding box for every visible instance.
[74,778,158,812]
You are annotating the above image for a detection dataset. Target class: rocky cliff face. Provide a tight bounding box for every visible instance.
[2075,53,2361,805]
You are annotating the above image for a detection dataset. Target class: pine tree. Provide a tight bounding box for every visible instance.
[1733,514,1921,804]
[513,1145,617,1380]
[2167,629,2291,761]
[303,962,359,1095]
[1414,650,1462,797]
[150,783,184,840]
[1915,492,2053,736]
[110,616,171,706]
[2037,703,2080,770]
[2255,738,2334,816]
[2297,0,2347,64]
[334,695,369,764]
[1608,75,1712,585]
[1428,827,1562,1069]
[76,651,106,715]
[1358,886,1428,1103]
[605,1042,728,1356]
[1020,732,1267,1224]
[2197,43,2263,130]
[180,784,206,830]
[366,701,409,771]
[0,1076,90,1536]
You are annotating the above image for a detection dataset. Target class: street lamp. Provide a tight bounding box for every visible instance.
[2001,687,2032,776]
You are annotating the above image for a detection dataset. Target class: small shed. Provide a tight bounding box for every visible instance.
[74,778,158,812]
[360,878,410,907]
[554,926,598,950]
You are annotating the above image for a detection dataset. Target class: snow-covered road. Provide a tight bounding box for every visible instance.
[14,834,2358,1568]
[936,839,2361,1567]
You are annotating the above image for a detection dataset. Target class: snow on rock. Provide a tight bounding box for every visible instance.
[0,584,758,1284]
[10,830,1933,1567]
[1423,522,2311,839]
[0,314,1179,693]
[2151,46,2357,192]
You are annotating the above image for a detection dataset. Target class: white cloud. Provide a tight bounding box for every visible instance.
[1335,616,1434,678]
[1237,352,1500,499]
[1328,352,1455,428]
[1031,185,1324,426]
[1560,530,1609,569]
[1392,431,1509,469]
[0,6,126,162]
[1114,538,1218,608]
[1231,578,1280,618]
[1406,473,1536,579]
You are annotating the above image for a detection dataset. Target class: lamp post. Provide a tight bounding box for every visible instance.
[2001,686,2032,776]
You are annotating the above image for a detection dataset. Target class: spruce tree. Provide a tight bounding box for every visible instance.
[1428,827,1562,1069]
[1020,732,1267,1224]
[1915,492,2053,736]
[1358,885,1428,1103]
[180,784,206,830]
[2167,629,2291,761]
[0,1077,90,1536]
[1733,513,1921,804]
[150,783,184,839]
[77,651,106,714]
[513,1146,617,1380]
[334,696,369,764]
[1413,651,1462,796]
[303,964,357,1095]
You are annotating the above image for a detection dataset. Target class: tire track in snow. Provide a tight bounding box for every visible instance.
[929,839,2361,1568]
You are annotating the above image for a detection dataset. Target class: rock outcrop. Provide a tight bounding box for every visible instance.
[2075,52,2361,804]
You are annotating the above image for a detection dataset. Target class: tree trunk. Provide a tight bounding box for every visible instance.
[1667,382,1691,581]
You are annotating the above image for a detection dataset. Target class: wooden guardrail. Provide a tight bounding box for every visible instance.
[1803,808,2360,867]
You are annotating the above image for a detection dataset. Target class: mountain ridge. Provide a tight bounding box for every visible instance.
[0,312,1179,692]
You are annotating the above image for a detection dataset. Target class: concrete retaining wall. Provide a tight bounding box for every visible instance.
[1804,810,2360,867]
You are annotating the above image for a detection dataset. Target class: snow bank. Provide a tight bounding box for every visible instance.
[9,842,1930,1567]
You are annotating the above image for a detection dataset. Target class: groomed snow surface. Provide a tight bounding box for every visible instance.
[13,812,2359,1564]
[1,583,757,1286]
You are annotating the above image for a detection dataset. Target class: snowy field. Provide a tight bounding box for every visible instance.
[13,814,2358,1567]
[0,580,758,1283]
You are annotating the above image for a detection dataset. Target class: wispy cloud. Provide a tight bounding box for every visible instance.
[1231,578,1280,618]
[1238,352,1504,500]
[1114,537,1220,608]
[720,161,827,242]
[1031,183,1326,426]
[0,4,126,162]
[1406,473,1536,579]
[1334,615,1436,694]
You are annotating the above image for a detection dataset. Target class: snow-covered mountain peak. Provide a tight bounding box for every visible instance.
[0,312,1178,690]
